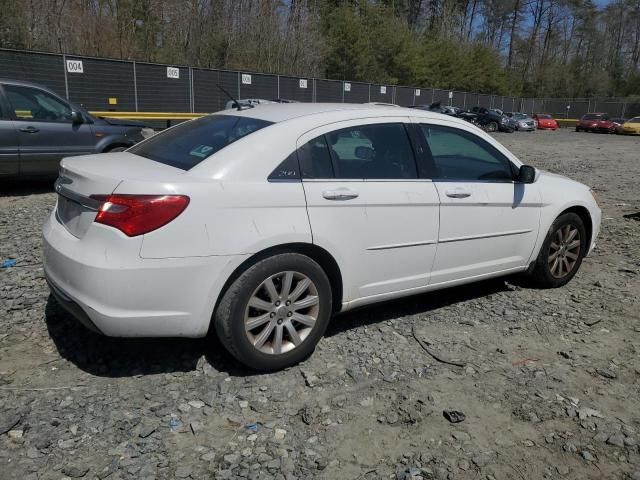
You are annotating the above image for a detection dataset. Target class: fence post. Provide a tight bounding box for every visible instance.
[368,84,371,103]
[132,61,138,112]
[189,67,194,113]
[312,78,316,103]
[277,75,280,99]
[62,54,69,99]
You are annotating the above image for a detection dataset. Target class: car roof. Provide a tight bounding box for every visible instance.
[219,102,467,125]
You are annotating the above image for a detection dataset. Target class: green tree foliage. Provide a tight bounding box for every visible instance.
[0,0,638,98]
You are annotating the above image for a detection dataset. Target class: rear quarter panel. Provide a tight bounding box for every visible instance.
[123,124,313,259]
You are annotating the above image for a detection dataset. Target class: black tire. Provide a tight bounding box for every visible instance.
[529,212,587,288]
[486,121,499,132]
[214,253,332,371]
[575,127,580,132]
[106,146,127,153]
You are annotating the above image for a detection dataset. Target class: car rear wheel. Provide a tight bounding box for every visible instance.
[486,121,498,132]
[528,212,587,288]
[214,253,332,371]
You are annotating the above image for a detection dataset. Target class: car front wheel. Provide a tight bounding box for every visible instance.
[486,121,499,132]
[214,253,332,371]
[529,212,587,288]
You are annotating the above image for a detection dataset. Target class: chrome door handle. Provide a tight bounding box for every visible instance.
[322,189,359,201]
[20,126,40,133]
[445,189,471,198]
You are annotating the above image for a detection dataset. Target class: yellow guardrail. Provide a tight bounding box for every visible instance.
[90,111,207,120]
[556,118,578,127]
[15,109,582,127]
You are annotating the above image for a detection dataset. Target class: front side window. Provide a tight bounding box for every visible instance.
[325,123,418,179]
[129,114,272,170]
[5,85,72,122]
[420,124,514,182]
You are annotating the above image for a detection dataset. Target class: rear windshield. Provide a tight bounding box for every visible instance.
[129,114,273,170]
[582,114,603,120]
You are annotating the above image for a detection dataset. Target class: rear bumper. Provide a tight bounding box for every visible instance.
[47,276,103,334]
[43,211,249,338]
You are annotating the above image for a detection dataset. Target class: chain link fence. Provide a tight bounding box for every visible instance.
[1,48,638,118]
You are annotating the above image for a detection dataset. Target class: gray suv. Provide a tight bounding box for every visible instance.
[0,79,146,178]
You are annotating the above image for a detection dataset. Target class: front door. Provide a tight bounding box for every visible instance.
[0,88,19,176]
[299,119,440,303]
[415,121,541,285]
[3,84,95,176]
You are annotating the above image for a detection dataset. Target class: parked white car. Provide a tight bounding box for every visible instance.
[43,104,601,370]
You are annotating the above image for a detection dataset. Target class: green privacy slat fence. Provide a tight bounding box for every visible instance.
[1,48,638,117]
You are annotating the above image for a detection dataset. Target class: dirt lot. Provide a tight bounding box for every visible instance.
[1,129,639,480]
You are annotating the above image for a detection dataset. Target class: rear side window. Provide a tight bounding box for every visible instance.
[129,115,272,170]
[297,135,334,179]
[420,124,514,182]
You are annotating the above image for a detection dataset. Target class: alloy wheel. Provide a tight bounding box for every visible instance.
[244,271,319,355]
[548,225,581,278]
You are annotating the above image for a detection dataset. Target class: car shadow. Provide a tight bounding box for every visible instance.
[44,277,514,378]
[0,178,55,197]
[325,277,511,337]
[44,295,251,378]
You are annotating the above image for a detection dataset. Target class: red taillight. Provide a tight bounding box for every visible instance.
[90,194,190,237]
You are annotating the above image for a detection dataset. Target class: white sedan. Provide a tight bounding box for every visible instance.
[43,104,601,370]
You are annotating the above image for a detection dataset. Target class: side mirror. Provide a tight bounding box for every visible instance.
[354,145,374,160]
[71,111,84,124]
[517,165,536,184]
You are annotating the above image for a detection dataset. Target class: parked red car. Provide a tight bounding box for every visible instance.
[575,113,609,132]
[594,117,626,134]
[532,114,558,130]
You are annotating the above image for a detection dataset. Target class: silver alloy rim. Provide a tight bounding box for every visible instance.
[244,271,319,355]
[548,225,581,278]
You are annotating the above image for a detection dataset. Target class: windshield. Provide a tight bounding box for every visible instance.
[129,115,273,170]
[537,114,552,119]
[582,114,603,120]
[628,117,640,123]
[512,113,528,120]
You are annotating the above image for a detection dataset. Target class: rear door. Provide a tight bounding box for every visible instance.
[0,85,19,176]
[3,84,95,175]
[299,118,440,302]
[414,120,541,285]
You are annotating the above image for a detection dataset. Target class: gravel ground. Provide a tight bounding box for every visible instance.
[1,129,639,480]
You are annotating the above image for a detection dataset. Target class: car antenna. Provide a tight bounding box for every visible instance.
[216,84,248,111]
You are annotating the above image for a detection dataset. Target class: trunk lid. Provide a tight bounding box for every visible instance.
[55,152,185,238]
